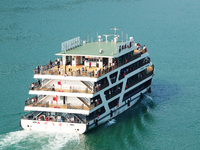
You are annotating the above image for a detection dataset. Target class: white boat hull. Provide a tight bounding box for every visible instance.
[21,119,87,134]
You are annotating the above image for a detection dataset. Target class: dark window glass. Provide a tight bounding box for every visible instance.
[104,82,123,100]
[109,71,118,84]
[123,79,152,101]
[108,97,119,109]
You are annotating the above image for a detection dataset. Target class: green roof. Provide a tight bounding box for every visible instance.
[56,41,124,58]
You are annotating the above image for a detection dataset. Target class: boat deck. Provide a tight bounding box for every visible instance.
[34,49,145,77]
[32,87,93,94]
[25,103,95,111]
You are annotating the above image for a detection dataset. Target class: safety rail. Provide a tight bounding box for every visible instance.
[126,67,154,90]
[33,51,147,78]
[33,58,62,74]
[25,95,46,106]
[77,97,90,107]
[34,86,92,94]
[21,111,86,124]
[26,102,92,110]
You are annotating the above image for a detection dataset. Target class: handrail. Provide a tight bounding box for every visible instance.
[25,95,46,106]
[126,70,154,90]
[33,51,147,78]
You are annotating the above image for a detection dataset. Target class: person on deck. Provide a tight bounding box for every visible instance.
[89,62,91,68]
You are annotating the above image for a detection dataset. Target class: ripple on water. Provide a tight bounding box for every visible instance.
[0,130,80,150]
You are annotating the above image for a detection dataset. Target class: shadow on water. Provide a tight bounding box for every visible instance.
[82,94,156,149]
[83,80,179,149]
[150,79,180,104]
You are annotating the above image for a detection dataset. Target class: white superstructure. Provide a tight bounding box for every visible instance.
[21,28,154,134]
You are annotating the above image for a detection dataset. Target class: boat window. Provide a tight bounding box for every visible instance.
[94,77,109,92]
[88,106,105,120]
[91,95,102,106]
[109,71,118,84]
[123,79,152,101]
[104,82,123,100]
[125,67,154,90]
[108,97,119,109]
[119,57,149,80]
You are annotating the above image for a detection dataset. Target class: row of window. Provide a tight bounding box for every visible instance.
[104,82,123,100]
[88,106,106,120]
[123,79,152,101]
[94,77,109,92]
[109,71,118,84]
[125,68,153,90]
[119,57,150,80]
[91,95,102,106]
[108,97,120,109]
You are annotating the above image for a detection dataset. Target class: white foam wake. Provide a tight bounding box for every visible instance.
[145,94,153,101]
[0,130,31,148]
[0,130,80,150]
[107,119,116,126]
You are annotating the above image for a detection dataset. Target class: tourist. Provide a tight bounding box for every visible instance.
[95,70,97,76]
[50,60,52,67]
[31,83,34,90]
[52,84,55,91]
[82,66,84,72]
[59,67,61,75]
[89,62,91,68]
[77,67,79,74]
[60,57,63,65]
[34,96,37,103]
[57,57,60,65]
[37,80,41,87]
[68,64,71,72]
[37,66,40,74]
[78,68,80,75]
[61,68,63,75]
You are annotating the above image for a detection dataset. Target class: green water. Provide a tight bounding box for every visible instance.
[0,0,200,149]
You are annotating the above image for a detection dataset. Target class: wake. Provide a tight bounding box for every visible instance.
[0,130,80,150]
[106,119,116,126]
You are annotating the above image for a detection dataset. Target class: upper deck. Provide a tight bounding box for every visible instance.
[33,33,149,80]
[57,41,124,58]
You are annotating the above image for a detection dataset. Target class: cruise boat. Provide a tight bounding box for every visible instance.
[21,27,155,134]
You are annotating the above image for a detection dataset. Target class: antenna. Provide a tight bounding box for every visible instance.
[110,26,120,37]
[121,31,123,42]
[126,34,128,41]
[87,35,89,43]
[103,34,111,42]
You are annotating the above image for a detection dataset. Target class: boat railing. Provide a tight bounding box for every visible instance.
[29,82,41,90]
[32,51,147,78]
[41,86,92,94]
[33,58,62,74]
[126,68,154,90]
[26,101,91,111]
[25,95,47,106]
[22,111,41,120]
[21,112,85,124]
[74,114,86,123]
[67,103,84,110]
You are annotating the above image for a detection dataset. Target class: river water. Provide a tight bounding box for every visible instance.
[0,0,200,149]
